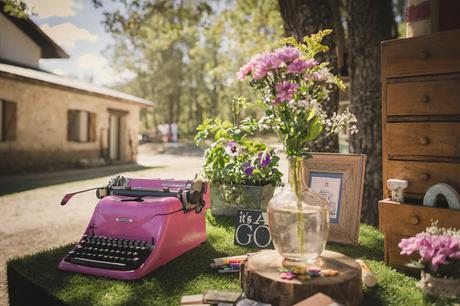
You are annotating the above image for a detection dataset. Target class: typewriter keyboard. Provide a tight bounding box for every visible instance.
[64,235,154,271]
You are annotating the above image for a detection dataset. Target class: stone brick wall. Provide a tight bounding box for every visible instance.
[0,76,142,174]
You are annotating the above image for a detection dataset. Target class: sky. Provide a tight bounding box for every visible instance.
[26,0,133,86]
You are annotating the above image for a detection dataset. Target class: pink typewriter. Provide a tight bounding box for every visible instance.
[58,176,209,280]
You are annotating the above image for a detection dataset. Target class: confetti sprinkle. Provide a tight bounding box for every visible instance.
[280,272,296,280]
[279,266,338,281]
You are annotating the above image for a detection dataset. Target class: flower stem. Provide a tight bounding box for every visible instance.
[289,157,304,258]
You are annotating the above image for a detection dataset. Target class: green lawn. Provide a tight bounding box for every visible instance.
[6,214,454,306]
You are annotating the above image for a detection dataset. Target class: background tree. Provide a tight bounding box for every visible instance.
[278,0,340,152]
[346,0,396,225]
[97,0,283,137]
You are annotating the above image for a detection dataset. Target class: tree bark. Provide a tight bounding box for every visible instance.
[278,0,339,152]
[346,0,395,225]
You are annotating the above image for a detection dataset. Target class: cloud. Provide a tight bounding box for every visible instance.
[76,53,135,85]
[25,0,81,18]
[40,22,98,49]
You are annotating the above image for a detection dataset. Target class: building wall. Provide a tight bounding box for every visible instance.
[0,14,41,68]
[0,76,141,174]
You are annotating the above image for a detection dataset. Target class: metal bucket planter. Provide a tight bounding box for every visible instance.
[209,183,276,216]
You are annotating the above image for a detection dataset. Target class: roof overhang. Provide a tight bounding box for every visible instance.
[0,3,69,59]
[0,63,154,107]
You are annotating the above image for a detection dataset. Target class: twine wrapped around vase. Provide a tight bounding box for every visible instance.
[418,271,460,299]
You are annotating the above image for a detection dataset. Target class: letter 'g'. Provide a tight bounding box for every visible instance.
[235,223,252,245]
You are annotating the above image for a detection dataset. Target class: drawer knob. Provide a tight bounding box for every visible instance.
[409,216,420,225]
[420,172,430,181]
[418,136,430,145]
[421,94,430,103]
[418,50,430,60]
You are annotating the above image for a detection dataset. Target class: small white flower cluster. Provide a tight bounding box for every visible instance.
[322,111,358,135]
[425,220,460,237]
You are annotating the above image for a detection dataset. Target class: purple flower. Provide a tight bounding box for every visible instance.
[226,141,241,157]
[275,47,300,63]
[242,162,254,176]
[275,81,300,102]
[286,58,317,74]
[258,152,271,167]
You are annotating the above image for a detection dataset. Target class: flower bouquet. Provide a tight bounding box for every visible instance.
[194,97,282,216]
[399,221,460,299]
[238,30,357,263]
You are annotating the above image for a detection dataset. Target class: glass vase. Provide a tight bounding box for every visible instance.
[267,157,330,264]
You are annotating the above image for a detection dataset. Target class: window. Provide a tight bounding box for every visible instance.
[67,110,96,142]
[0,100,17,142]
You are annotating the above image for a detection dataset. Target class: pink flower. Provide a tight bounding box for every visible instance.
[266,52,283,68]
[253,63,269,80]
[275,81,299,102]
[399,237,419,255]
[275,47,300,63]
[286,58,317,74]
[399,231,460,272]
[237,61,256,80]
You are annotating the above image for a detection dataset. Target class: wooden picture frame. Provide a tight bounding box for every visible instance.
[300,153,366,245]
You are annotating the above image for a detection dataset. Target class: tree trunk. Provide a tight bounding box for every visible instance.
[346,0,395,225]
[278,0,339,152]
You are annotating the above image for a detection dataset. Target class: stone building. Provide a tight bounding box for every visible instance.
[0,8,153,174]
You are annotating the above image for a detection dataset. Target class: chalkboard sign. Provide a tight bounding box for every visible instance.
[234,209,273,248]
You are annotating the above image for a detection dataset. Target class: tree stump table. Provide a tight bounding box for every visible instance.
[240,250,362,306]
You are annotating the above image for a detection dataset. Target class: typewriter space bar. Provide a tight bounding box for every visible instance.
[70,257,127,270]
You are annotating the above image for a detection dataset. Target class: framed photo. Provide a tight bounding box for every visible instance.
[300,153,366,245]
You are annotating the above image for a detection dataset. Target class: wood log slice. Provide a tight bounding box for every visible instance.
[240,250,362,306]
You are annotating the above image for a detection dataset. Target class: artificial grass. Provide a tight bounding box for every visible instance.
[6,214,452,306]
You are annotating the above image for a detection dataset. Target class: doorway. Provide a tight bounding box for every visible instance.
[108,114,121,161]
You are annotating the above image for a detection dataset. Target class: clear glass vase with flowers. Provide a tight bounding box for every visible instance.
[238,30,357,264]
[194,97,283,216]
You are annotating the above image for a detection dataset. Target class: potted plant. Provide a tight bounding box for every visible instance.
[399,221,460,300]
[194,97,282,216]
[237,30,357,264]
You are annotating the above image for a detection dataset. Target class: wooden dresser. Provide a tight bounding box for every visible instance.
[379,30,460,270]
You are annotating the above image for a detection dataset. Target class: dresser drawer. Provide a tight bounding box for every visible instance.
[387,160,460,197]
[386,122,460,160]
[379,201,460,237]
[386,78,460,116]
[379,201,460,270]
[382,30,460,78]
